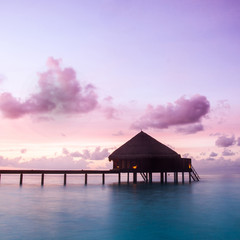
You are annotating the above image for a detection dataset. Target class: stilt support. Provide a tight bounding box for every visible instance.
[102,173,105,185]
[20,173,23,185]
[85,173,88,185]
[161,172,164,183]
[133,172,137,184]
[64,173,67,186]
[174,172,178,184]
[118,172,121,184]
[189,172,191,183]
[127,172,129,184]
[165,172,167,184]
[182,172,184,184]
[149,172,152,183]
[41,173,44,186]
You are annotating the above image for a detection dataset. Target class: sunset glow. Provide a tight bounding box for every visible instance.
[0,1,240,173]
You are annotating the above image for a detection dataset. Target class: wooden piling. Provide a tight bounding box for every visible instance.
[85,173,88,185]
[127,172,129,183]
[64,173,67,186]
[133,172,137,184]
[20,173,23,185]
[189,172,191,183]
[149,172,152,183]
[161,172,164,183]
[118,172,121,184]
[175,172,178,184]
[102,173,105,185]
[182,172,184,184]
[165,172,167,183]
[41,173,44,186]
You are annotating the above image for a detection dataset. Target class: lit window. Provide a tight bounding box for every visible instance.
[133,165,137,169]
[189,164,191,169]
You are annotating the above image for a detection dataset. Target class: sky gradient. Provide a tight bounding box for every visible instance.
[0,0,240,173]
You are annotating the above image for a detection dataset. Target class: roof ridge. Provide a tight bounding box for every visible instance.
[109,131,179,160]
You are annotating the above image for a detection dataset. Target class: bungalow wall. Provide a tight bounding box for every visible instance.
[112,157,191,172]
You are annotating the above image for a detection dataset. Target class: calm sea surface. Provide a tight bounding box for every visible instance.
[0,173,240,240]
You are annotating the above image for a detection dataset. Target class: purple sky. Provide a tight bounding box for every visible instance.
[0,0,240,172]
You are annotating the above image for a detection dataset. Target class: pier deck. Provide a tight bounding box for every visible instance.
[0,169,199,186]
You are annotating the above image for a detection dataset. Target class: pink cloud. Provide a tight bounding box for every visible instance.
[20,149,27,154]
[90,147,109,160]
[132,95,210,131]
[63,147,110,161]
[62,148,69,155]
[101,96,119,119]
[0,57,98,118]
[237,137,240,146]
[210,152,218,157]
[193,157,240,174]
[102,106,118,119]
[215,135,235,147]
[222,149,235,156]
[177,123,204,134]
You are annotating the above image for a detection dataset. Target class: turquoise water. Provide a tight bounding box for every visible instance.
[0,174,240,240]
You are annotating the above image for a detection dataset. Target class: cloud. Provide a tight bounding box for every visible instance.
[101,96,119,119]
[20,149,27,154]
[20,155,88,169]
[102,106,119,119]
[177,123,204,134]
[63,146,110,161]
[237,137,240,146]
[222,149,235,156]
[211,99,231,124]
[210,152,218,157]
[215,135,235,147]
[132,95,210,131]
[90,147,109,160]
[0,149,109,170]
[193,157,240,174]
[62,148,69,155]
[0,57,98,119]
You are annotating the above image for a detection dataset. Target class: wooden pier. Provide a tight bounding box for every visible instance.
[0,169,199,186]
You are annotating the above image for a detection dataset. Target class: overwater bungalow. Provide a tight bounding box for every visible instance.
[108,131,199,183]
[0,131,199,185]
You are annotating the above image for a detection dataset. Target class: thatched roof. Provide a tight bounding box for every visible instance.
[109,131,180,160]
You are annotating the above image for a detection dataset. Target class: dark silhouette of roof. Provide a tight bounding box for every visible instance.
[109,131,180,160]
